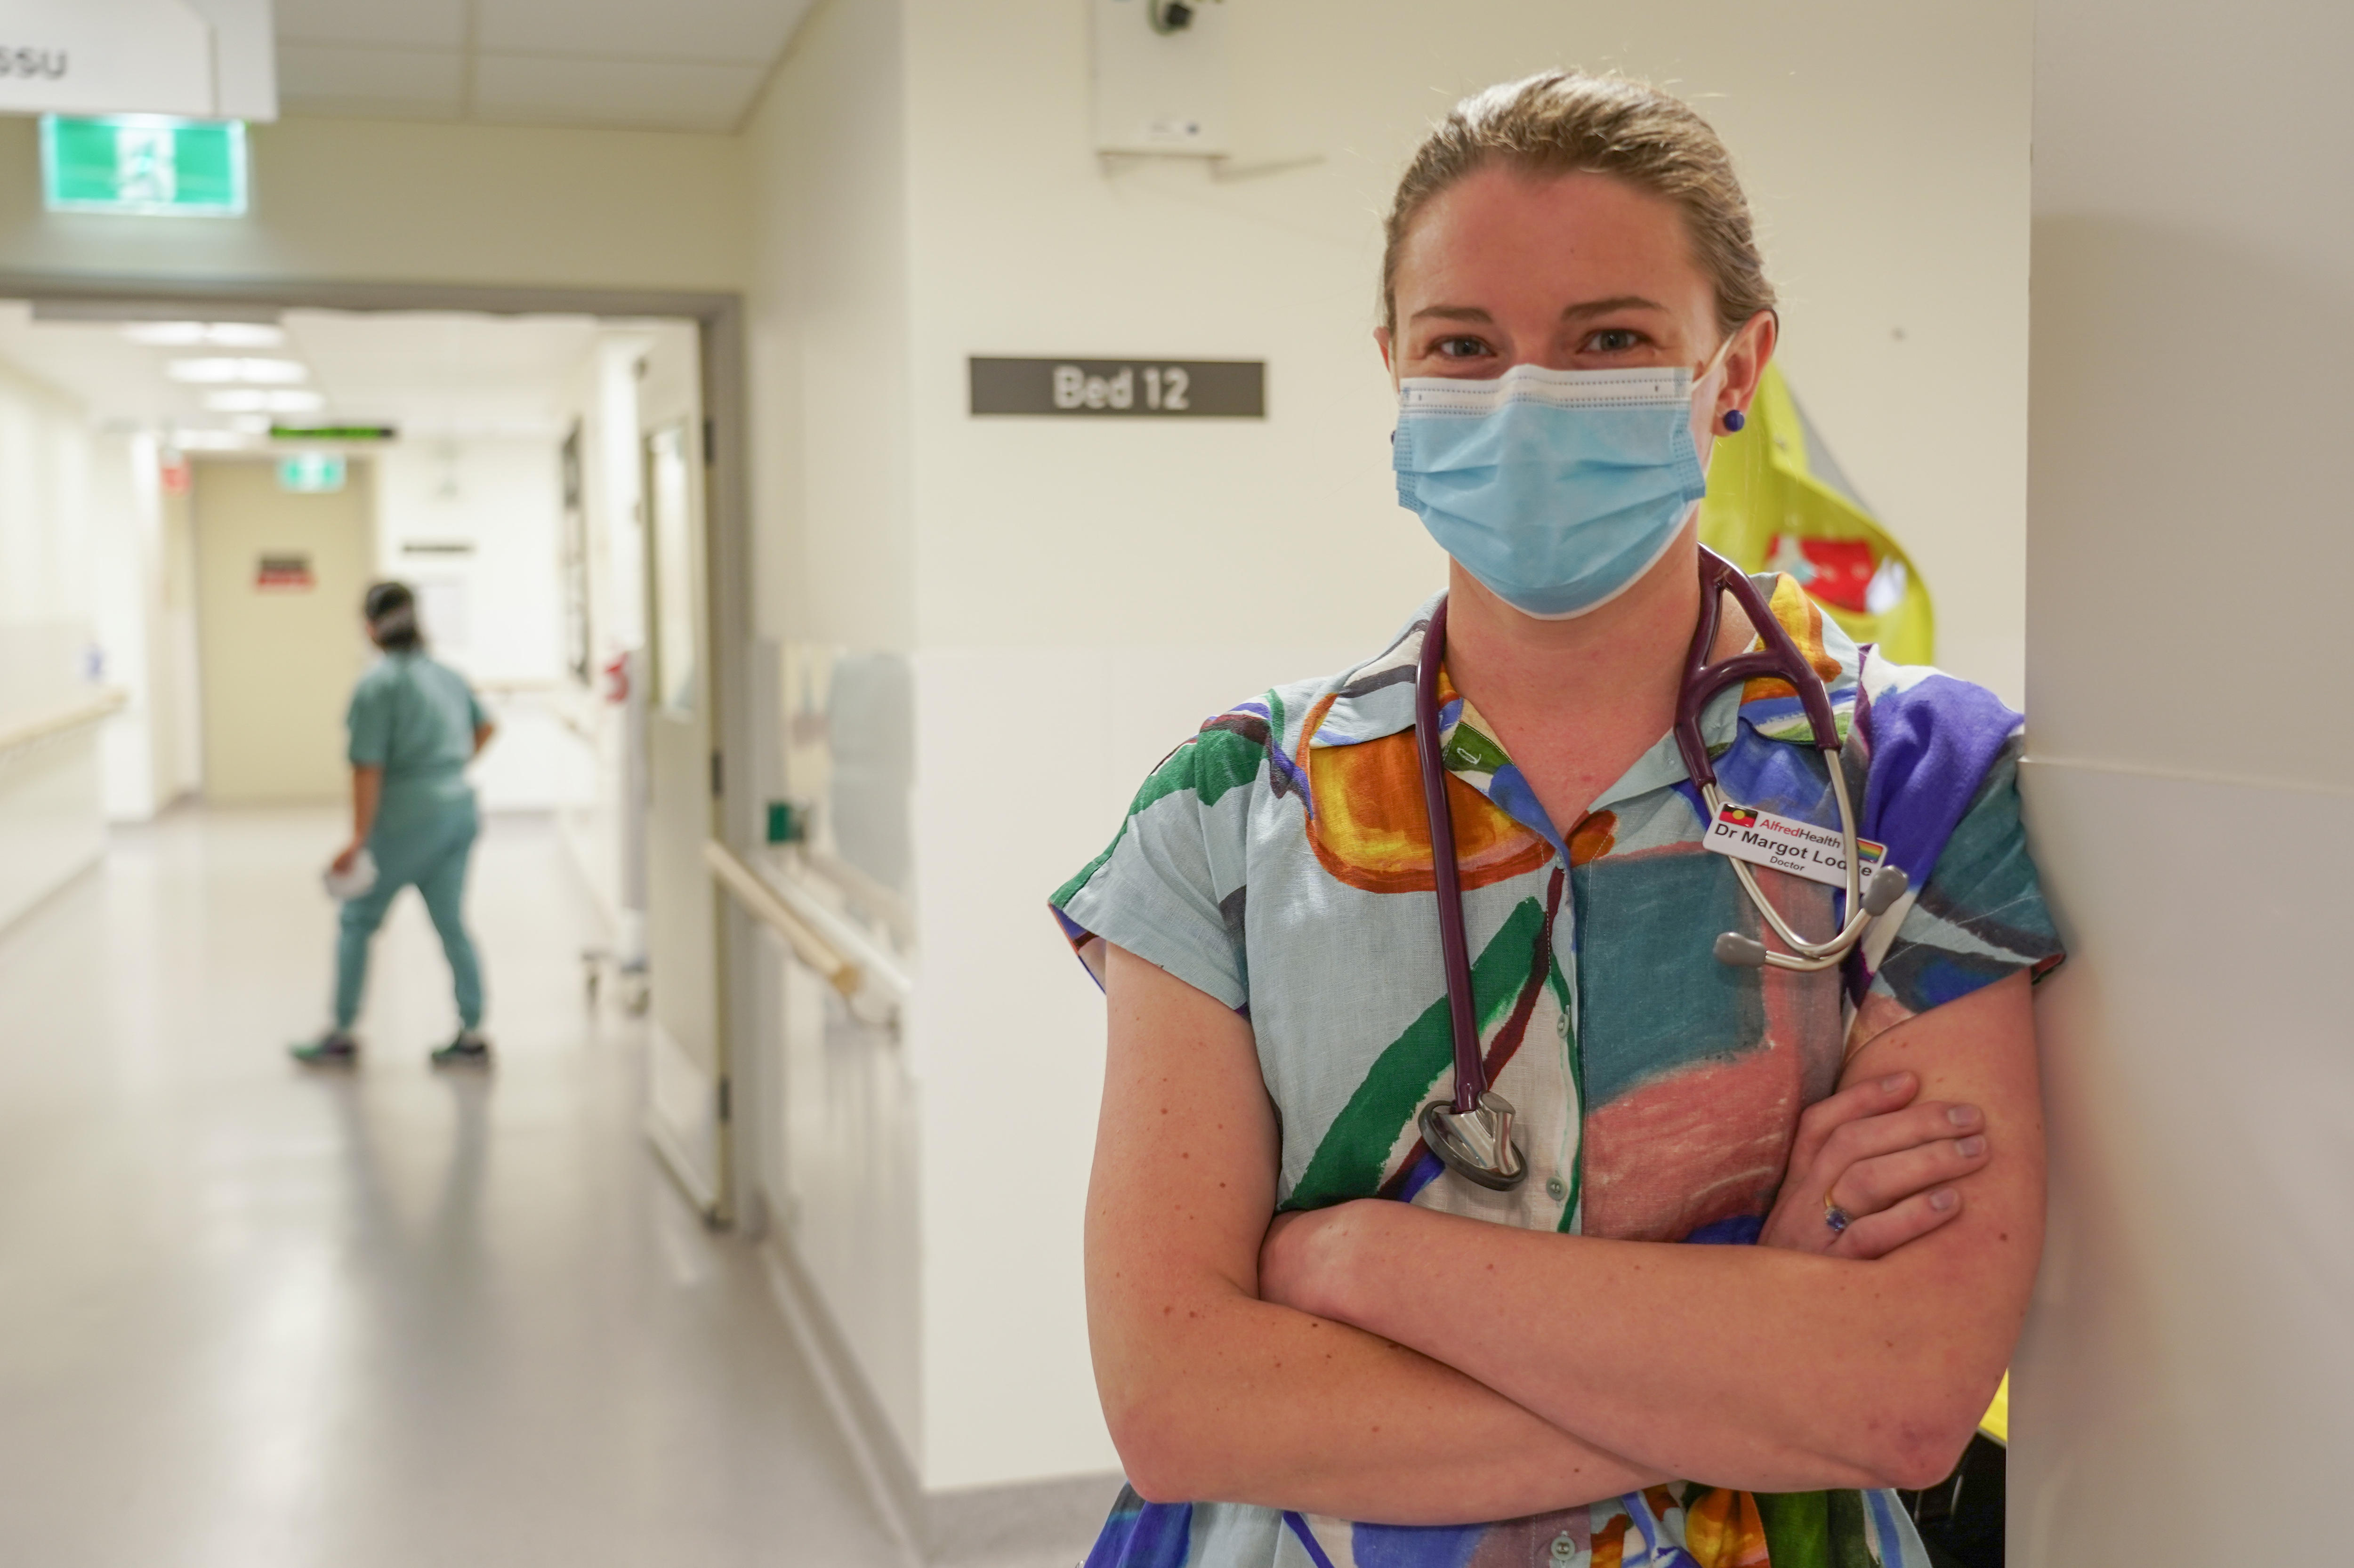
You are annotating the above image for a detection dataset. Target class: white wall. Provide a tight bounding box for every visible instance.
[0,356,107,926]
[551,333,657,936]
[371,439,595,813]
[2012,2,2354,1560]
[86,432,175,820]
[743,0,927,1472]
[744,0,2035,1498]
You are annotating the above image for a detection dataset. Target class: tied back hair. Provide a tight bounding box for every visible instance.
[1380,71,1777,343]
[363,580,423,652]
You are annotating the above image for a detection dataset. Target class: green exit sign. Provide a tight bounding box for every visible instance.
[40,115,247,216]
[278,454,346,493]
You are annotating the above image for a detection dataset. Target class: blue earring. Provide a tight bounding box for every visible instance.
[1721,409,1747,433]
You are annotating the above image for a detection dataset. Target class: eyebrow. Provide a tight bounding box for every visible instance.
[1561,294,1669,320]
[1407,295,1671,327]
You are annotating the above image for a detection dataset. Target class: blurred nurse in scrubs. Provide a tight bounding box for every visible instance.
[292,581,495,1068]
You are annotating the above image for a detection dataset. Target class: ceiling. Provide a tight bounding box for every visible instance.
[272,0,820,133]
[0,305,616,446]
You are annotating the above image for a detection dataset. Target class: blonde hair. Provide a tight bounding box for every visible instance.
[1381,72,1776,341]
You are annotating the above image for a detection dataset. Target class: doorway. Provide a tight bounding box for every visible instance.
[0,278,754,1225]
[192,457,376,804]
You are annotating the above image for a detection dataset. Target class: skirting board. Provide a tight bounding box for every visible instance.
[759,1235,1121,1566]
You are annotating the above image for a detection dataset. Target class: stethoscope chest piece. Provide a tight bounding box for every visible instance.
[1419,1091,1528,1191]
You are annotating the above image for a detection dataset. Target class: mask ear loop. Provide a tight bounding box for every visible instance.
[1693,330,1743,436]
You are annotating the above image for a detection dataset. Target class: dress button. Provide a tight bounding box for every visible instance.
[1546,1175,1567,1201]
[1550,1531,1579,1564]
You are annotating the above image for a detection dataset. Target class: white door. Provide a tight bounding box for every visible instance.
[634,327,729,1218]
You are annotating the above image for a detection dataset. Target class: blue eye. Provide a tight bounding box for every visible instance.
[1587,329,1643,353]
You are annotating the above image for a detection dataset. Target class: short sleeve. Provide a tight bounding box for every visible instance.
[1855,748,2063,1046]
[1049,724,1261,1011]
[468,686,488,732]
[347,676,392,767]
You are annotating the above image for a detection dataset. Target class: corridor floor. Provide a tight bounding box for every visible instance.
[0,809,911,1568]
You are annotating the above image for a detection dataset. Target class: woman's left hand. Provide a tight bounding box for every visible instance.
[331,841,363,876]
[1758,1069,1989,1260]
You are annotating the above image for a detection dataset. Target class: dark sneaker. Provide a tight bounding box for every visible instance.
[290,1032,358,1067]
[430,1031,492,1069]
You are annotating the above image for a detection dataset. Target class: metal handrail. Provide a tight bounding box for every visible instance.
[703,838,862,997]
[0,689,127,757]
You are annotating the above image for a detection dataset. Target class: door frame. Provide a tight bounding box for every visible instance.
[0,273,761,1224]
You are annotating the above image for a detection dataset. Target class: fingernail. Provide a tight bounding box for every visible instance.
[1929,1189,1958,1212]
[1947,1105,1981,1127]
[1957,1136,1987,1157]
[1880,1073,1908,1092]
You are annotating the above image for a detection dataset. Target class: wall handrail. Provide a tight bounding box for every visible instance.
[704,838,863,997]
[752,852,914,1004]
[0,689,127,758]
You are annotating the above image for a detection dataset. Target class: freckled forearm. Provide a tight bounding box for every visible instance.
[1313,1203,1998,1491]
[1097,1282,1668,1521]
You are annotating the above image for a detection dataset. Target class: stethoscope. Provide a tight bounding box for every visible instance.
[1411,547,1912,1191]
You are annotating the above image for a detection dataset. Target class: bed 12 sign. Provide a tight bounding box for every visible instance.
[1053,363,1189,411]
[968,357,1265,418]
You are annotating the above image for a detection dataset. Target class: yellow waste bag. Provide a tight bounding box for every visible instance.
[1698,363,1935,665]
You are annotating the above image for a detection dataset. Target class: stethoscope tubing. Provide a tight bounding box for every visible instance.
[1412,592,1491,1115]
[1414,550,1882,1124]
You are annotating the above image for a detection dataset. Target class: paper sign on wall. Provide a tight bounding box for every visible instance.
[255,554,314,592]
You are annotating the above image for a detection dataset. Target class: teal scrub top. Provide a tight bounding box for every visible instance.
[346,651,486,826]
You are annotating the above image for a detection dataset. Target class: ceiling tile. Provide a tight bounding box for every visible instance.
[469,55,766,133]
[475,0,814,64]
[275,0,468,50]
[277,44,466,120]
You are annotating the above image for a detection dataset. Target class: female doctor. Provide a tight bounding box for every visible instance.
[1053,72,2061,1568]
[292,581,495,1069]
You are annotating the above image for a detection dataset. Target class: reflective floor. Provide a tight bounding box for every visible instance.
[0,808,907,1567]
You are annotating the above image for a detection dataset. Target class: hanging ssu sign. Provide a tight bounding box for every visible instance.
[0,0,277,119]
[969,356,1265,418]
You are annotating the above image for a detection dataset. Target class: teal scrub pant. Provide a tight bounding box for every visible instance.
[334,796,484,1032]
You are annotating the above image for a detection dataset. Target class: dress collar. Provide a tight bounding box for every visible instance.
[1310,576,1866,810]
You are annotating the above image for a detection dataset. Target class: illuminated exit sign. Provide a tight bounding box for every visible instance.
[40,115,246,216]
[278,454,346,493]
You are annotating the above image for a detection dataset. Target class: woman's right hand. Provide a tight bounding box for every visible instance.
[1758,1070,1989,1260]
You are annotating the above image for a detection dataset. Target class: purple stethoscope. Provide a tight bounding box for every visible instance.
[1411,547,1911,1191]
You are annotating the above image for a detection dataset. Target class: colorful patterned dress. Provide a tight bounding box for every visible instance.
[1051,574,2062,1568]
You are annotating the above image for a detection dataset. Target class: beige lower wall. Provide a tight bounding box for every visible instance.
[192,459,376,805]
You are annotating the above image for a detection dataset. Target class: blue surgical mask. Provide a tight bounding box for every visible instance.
[1393,362,1714,619]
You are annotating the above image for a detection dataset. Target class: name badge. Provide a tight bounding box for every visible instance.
[1703,801,1887,893]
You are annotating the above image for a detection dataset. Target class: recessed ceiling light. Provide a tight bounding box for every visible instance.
[126,322,285,348]
[169,357,308,385]
[202,388,324,413]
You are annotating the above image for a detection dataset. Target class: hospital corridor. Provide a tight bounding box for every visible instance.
[0,809,902,1566]
[0,3,2347,1567]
